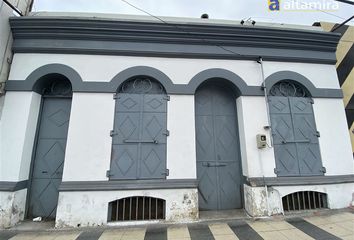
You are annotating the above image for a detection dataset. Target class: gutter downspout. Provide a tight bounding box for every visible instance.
[257,56,272,217]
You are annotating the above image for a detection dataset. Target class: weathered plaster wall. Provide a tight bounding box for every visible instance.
[245,183,354,217]
[0,189,27,228]
[55,188,198,228]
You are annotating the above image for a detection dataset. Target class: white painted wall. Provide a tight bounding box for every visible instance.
[8,54,341,90]
[56,188,198,228]
[237,96,276,178]
[167,95,196,179]
[313,98,354,175]
[0,91,41,181]
[63,93,115,181]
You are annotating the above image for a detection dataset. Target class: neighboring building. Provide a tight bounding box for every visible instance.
[0,12,353,228]
[0,0,33,228]
[0,0,32,117]
[313,22,354,157]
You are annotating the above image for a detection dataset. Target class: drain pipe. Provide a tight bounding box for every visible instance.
[257,56,272,217]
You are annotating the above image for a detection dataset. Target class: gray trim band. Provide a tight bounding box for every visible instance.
[59,179,198,191]
[0,180,28,192]
[4,65,343,98]
[245,175,354,187]
[9,17,340,64]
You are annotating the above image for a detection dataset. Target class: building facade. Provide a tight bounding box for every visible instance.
[0,13,353,228]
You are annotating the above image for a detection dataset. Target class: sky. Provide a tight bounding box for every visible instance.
[33,0,354,26]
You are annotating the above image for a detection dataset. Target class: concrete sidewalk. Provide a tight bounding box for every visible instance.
[1,209,353,240]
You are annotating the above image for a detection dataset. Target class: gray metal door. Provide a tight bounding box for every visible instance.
[110,93,168,179]
[28,97,71,219]
[195,84,242,210]
[269,96,323,176]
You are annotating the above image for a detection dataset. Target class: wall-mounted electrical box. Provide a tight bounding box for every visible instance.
[257,134,267,149]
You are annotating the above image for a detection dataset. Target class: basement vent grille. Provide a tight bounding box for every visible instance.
[282,191,328,212]
[108,196,165,221]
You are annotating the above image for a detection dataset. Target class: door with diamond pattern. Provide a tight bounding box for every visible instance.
[28,97,71,219]
[269,96,323,176]
[195,83,242,210]
[110,93,167,179]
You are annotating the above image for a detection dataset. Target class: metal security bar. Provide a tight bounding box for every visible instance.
[282,191,328,212]
[108,196,165,221]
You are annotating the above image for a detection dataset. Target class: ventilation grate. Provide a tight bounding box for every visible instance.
[282,191,327,211]
[108,196,165,221]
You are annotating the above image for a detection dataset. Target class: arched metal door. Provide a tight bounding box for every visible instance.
[109,77,168,180]
[195,83,242,210]
[269,81,324,176]
[28,80,72,219]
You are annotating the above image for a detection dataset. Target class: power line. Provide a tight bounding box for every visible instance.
[333,0,354,5]
[297,0,347,20]
[120,0,245,57]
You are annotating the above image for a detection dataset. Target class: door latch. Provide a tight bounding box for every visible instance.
[106,170,113,177]
[162,169,169,176]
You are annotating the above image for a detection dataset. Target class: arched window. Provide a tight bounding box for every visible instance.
[269,80,324,177]
[108,76,169,180]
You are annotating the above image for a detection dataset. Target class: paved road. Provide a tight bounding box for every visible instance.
[1,211,353,240]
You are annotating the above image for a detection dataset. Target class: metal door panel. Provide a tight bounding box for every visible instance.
[195,84,242,210]
[214,115,238,162]
[289,97,313,114]
[116,94,141,112]
[297,143,323,175]
[140,144,166,179]
[197,162,218,210]
[38,99,71,139]
[141,113,166,144]
[269,96,291,114]
[110,144,139,179]
[143,94,166,113]
[110,92,167,180]
[274,144,299,176]
[270,95,323,177]
[270,114,294,145]
[32,139,66,179]
[292,115,319,143]
[29,178,61,219]
[217,162,242,209]
[195,116,215,161]
[112,112,140,144]
[29,98,71,219]
[195,88,213,116]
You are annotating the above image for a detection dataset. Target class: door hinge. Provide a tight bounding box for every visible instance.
[163,130,170,136]
[274,168,280,174]
[316,131,320,137]
[162,169,169,176]
[113,93,120,99]
[110,130,118,137]
[320,167,326,173]
[309,98,314,104]
[163,96,170,101]
[106,170,113,177]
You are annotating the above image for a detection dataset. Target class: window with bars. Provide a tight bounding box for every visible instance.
[282,191,328,212]
[108,196,166,221]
